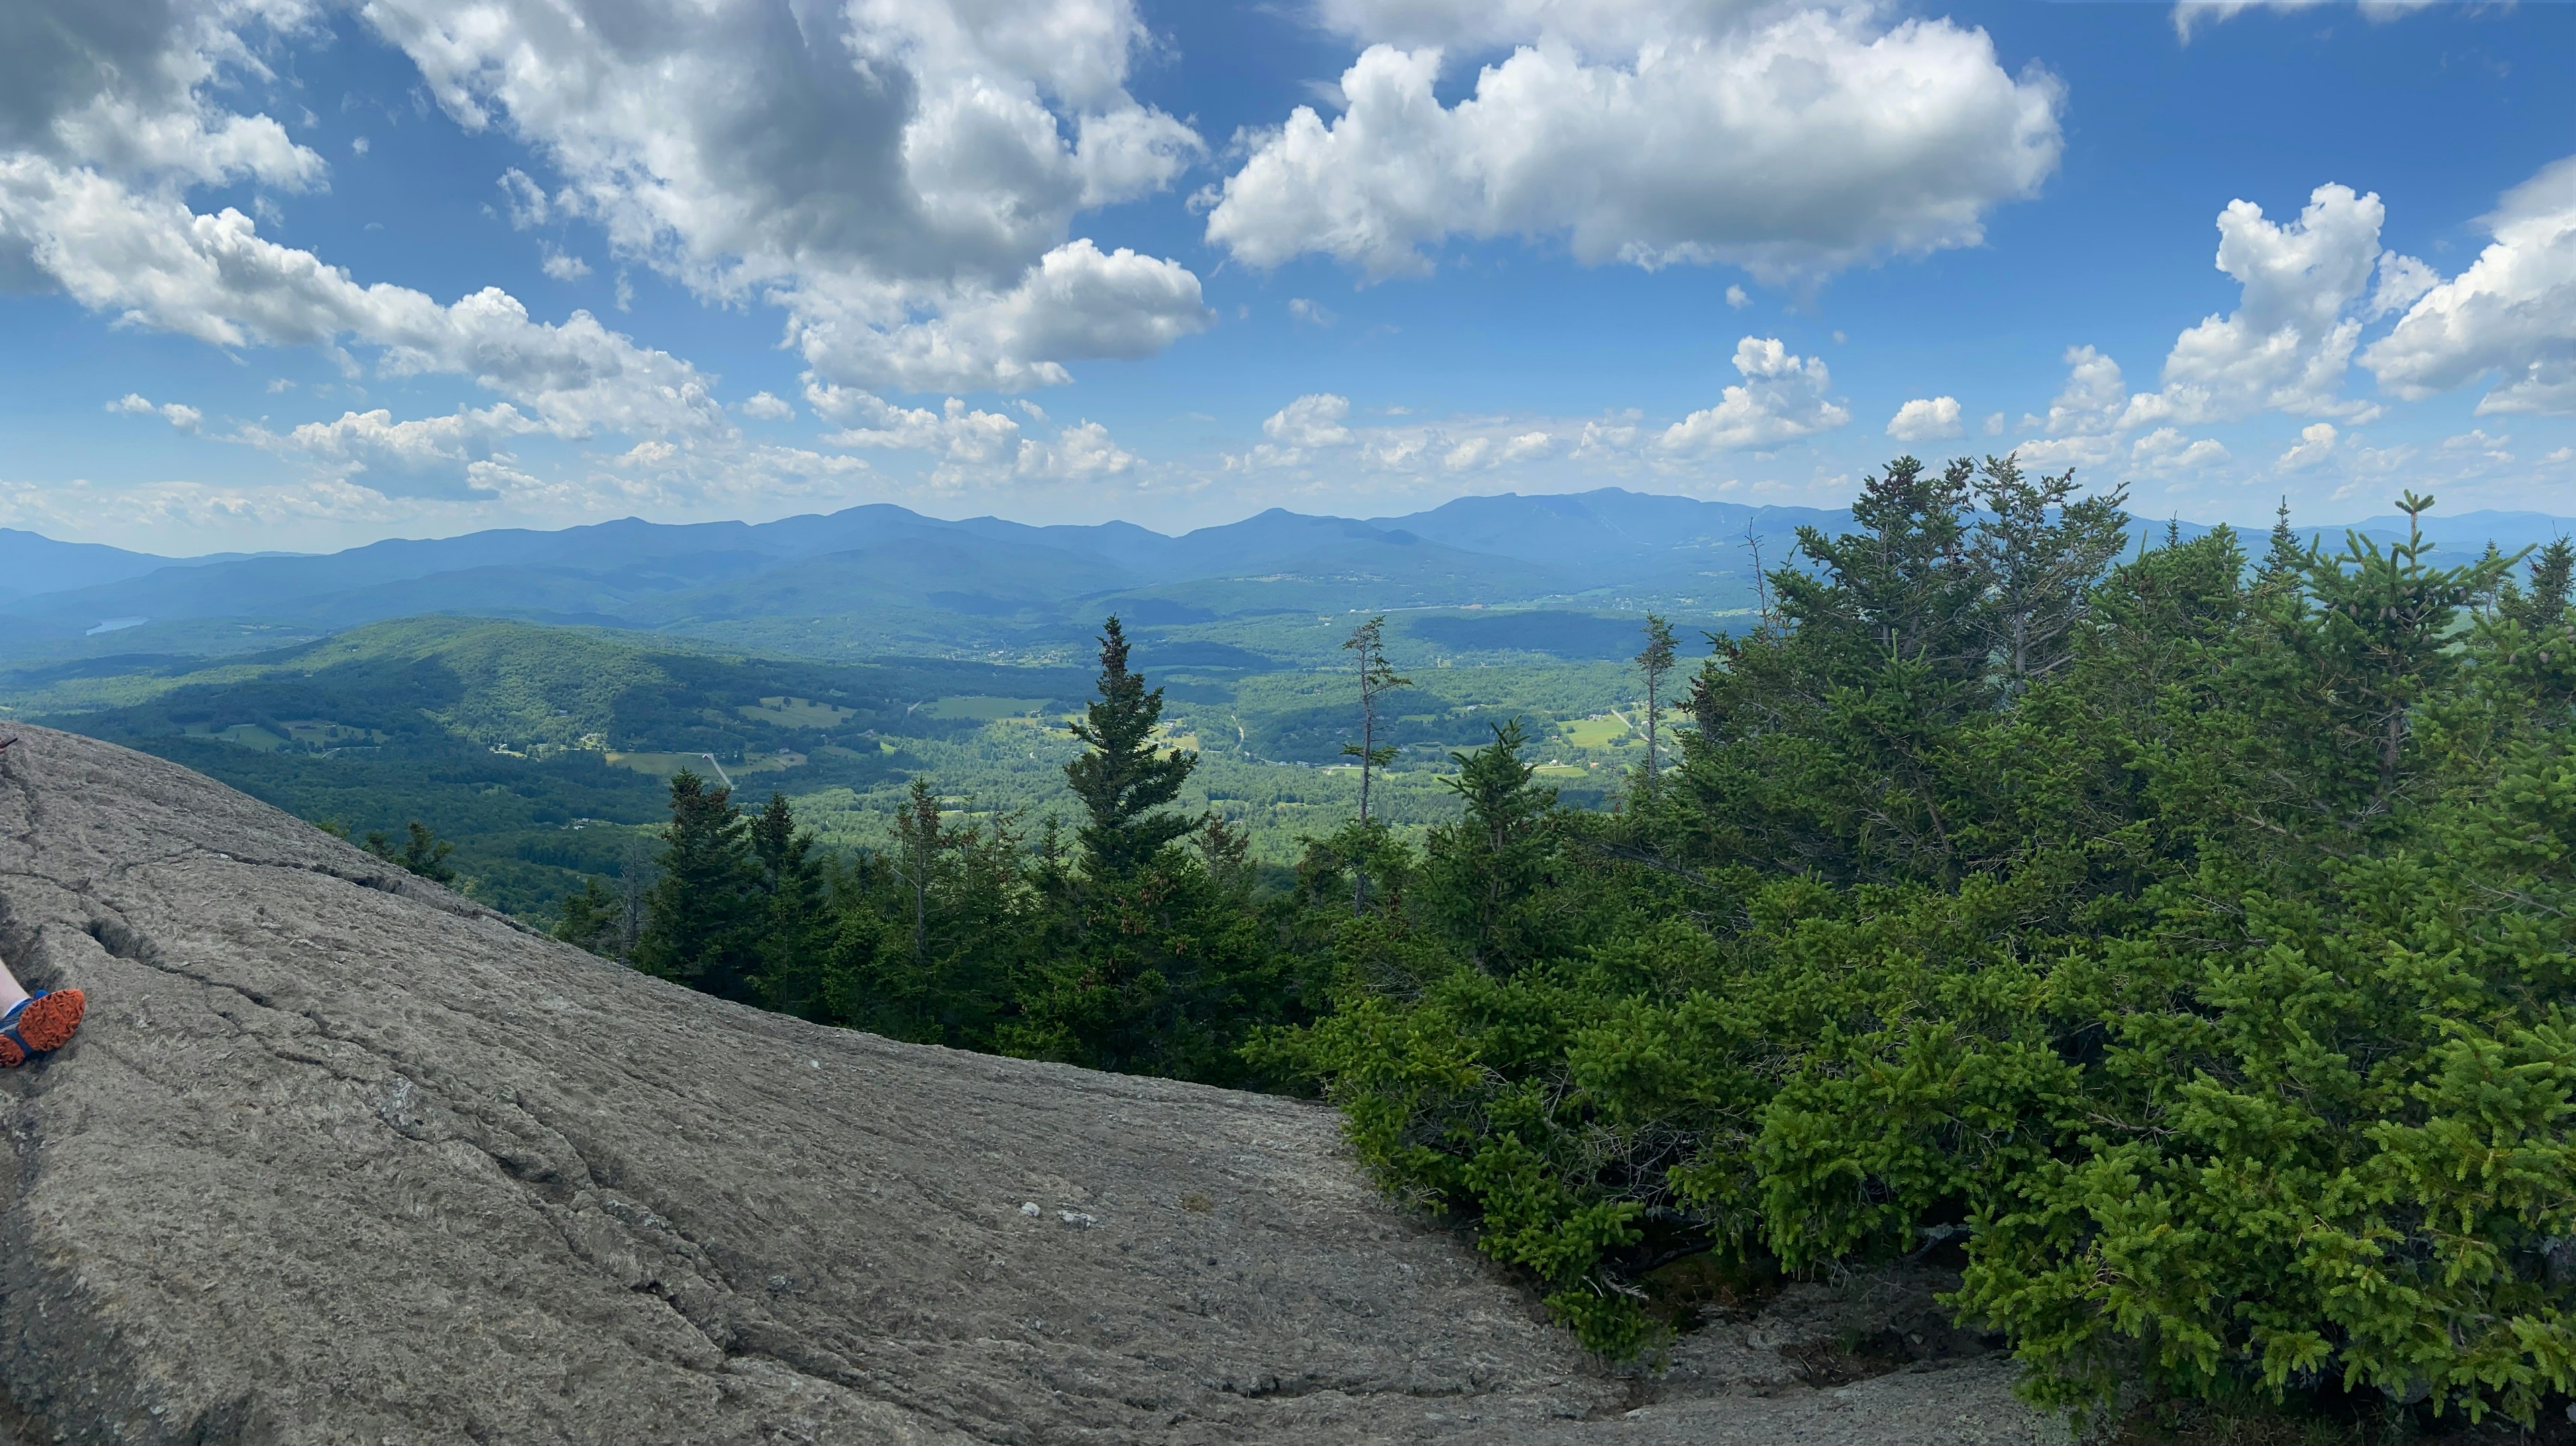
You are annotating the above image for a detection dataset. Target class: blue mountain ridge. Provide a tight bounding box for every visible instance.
[3,490,2558,657]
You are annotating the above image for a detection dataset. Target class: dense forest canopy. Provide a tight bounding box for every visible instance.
[541,456,2576,1429]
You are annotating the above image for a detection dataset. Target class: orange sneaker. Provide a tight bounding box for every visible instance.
[0,989,84,1066]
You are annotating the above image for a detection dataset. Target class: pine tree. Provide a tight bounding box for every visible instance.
[635,769,763,996]
[1635,614,1677,791]
[1194,812,1253,895]
[1064,617,1197,876]
[2248,491,2516,835]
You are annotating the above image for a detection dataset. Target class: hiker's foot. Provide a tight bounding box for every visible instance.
[0,989,85,1068]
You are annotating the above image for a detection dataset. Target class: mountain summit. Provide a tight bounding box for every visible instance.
[0,728,2041,1444]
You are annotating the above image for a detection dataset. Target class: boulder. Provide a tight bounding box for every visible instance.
[0,726,2047,1445]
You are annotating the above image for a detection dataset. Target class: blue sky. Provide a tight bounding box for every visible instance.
[1,0,2569,556]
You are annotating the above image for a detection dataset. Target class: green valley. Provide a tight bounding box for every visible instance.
[1,609,1709,919]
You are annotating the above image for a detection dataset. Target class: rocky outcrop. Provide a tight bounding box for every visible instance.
[0,726,2047,1445]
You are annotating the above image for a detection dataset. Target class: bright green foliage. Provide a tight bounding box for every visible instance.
[1260,461,2576,1428]
[517,464,2576,1427]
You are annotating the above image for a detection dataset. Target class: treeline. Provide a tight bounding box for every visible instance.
[549,457,2576,1429]
[555,618,1340,1083]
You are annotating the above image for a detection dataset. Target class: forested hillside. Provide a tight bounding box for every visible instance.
[5,612,1703,914]
[543,456,2576,1433]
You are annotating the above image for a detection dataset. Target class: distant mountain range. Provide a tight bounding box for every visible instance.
[4,491,2566,665]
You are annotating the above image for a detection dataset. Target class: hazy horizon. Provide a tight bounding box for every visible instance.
[15,484,2576,567]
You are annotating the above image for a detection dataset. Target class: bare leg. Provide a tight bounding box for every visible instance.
[0,959,28,1017]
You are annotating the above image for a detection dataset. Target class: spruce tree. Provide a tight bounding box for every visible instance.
[2506,536,2575,630]
[1777,454,1986,677]
[2259,496,2307,587]
[635,769,763,997]
[1064,617,1197,875]
[1417,720,1558,971]
[888,777,951,975]
[1970,454,2129,688]
[553,877,619,954]
[1635,614,1676,791]
[749,791,831,1003]
[366,820,457,883]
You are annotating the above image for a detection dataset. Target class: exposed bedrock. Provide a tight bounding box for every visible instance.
[0,726,2045,1445]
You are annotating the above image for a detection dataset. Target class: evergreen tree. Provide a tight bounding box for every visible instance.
[749,791,832,1005]
[1063,617,1197,875]
[2241,491,2516,837]
[2504,536,2575,630]
[1416,720,1558,971]
[1635,614,1676,791]
[365,820,457,884]
[634,769,763,997]
[890,778,949,974]
[1193,812,1254,896]
[1776,454,1986,677]
[1339,614,1412,827]
[1970,455,2128,688]
[2258,495,2308,588]
[553,876,620,954]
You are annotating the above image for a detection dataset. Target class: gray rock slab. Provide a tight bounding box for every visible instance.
[0,726,2053,1445]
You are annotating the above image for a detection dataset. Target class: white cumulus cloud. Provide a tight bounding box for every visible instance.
[238,403,553,498]
[1263,393,1357,449]
[363,0,1211,391]
[2361,156,2576,418]
[0,158,724,441]
[786,239,1210,393]
[739,391,794,422]
[1659,336,1849,454]
[808,380,1022,465]
[2121,182,2387,428]
[107,392,202,431]
[2277,421,2338,471]
[1886,395,1962,441]
[0,0,327,192]
[2042,345,2129,436]
[1016,419,1136,481]
[1202,7,2062,283]
[802,371,1135,485]
[2129,426,2229,476]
